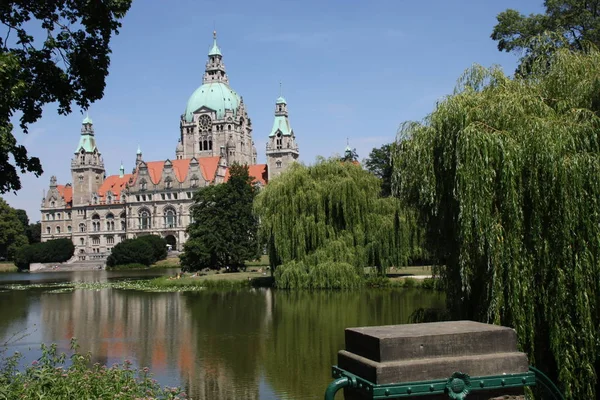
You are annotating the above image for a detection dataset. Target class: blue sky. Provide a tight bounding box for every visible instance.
[3,0,543,220]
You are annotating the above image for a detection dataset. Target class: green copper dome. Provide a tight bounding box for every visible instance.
[184,82,241,122]
[276,96,287,104]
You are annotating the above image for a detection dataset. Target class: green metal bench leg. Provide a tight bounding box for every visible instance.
[324,376,350,400]
[529,366,565,400]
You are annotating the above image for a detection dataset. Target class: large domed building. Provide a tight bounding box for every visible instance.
[39,33,300,262]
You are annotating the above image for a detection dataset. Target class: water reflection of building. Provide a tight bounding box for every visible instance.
[39,288,268,399]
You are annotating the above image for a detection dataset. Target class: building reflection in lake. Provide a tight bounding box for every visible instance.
[39,288,271,399]
[37,286,444,399]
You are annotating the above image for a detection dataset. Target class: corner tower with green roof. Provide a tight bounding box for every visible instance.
[179,31,255,165]
[71,116,105,206]
[266,95,299,180]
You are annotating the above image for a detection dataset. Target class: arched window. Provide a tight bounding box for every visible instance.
[106,213,115,231]
[56,226,61,234]
[51,201,55,207]
[46,226,51,234]
[107,193,113,204]
[165,177,172,189]
[67,226,72,233]
[276,160,282,168]
[276,132,282,149]
[164,208,176,228]
[190,175,199,187]
[139,209,151,230]
[92,214,100,232]
[140,179,147,191]
[203,140,208,151]
[79,223,86,232]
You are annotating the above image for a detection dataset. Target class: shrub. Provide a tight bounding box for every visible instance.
[0,340,187,399]
[137,235,168,263]
[12,239,75,270]
[275,260,363,290]
[106,239,154,267]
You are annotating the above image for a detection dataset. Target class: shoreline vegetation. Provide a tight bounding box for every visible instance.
[0,262,18,273]
[0,340,187,399]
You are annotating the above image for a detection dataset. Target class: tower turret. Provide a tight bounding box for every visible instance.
[71,115,105,206]
[266,94,299,180]
[203,31,229,84]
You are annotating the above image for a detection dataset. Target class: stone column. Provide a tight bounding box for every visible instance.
[338,321,528,400]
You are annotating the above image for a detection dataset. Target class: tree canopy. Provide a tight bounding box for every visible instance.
[492,0,600,72]
[364,143,395,197]
[254,159,419,289]
[180,164,260,272]
[0,198,28,260]
[0,0,132,193]
[393,48,600,398]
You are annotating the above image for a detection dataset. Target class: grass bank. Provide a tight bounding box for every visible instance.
[0,262,18,272]
[106,257,182,271]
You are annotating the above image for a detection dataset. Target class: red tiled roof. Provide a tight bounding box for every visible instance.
[56,185,73,208]
[98,174,132,200]
[143,157,220,184]
[223,164,268,186]
[198,156,220,183]
[248,164,268,185]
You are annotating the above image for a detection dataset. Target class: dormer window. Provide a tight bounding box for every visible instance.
[140,179,147,191]
[51,201,55,207]
[165,177,172,189]
[92,195,98,205]
[190,176,199,187]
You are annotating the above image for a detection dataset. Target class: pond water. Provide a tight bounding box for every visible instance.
[0,270,444,399]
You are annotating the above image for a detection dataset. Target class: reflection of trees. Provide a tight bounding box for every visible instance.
[35,284,444,400]
[0,290,31,342]
[263,289,445,399]
[182,289,268,400]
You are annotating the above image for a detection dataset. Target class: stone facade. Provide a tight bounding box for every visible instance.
[40,32,298,261]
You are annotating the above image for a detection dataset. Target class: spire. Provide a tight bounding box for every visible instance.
[276,82,286,105]
[75,113,97,153]
[83,112,92,125]
[204,31,228,84]
[270,94,292,136]
[209,30,222,56]
[119,162,125,178]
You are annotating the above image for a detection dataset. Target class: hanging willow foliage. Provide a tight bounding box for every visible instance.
[254,159,418,289]
[393,48,600,398]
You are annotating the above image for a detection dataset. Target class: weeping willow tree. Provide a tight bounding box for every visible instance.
[254,158,418,289]
[394,47,600,398]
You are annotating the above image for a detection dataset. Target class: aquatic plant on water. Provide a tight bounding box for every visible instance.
[0,339,187,399]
